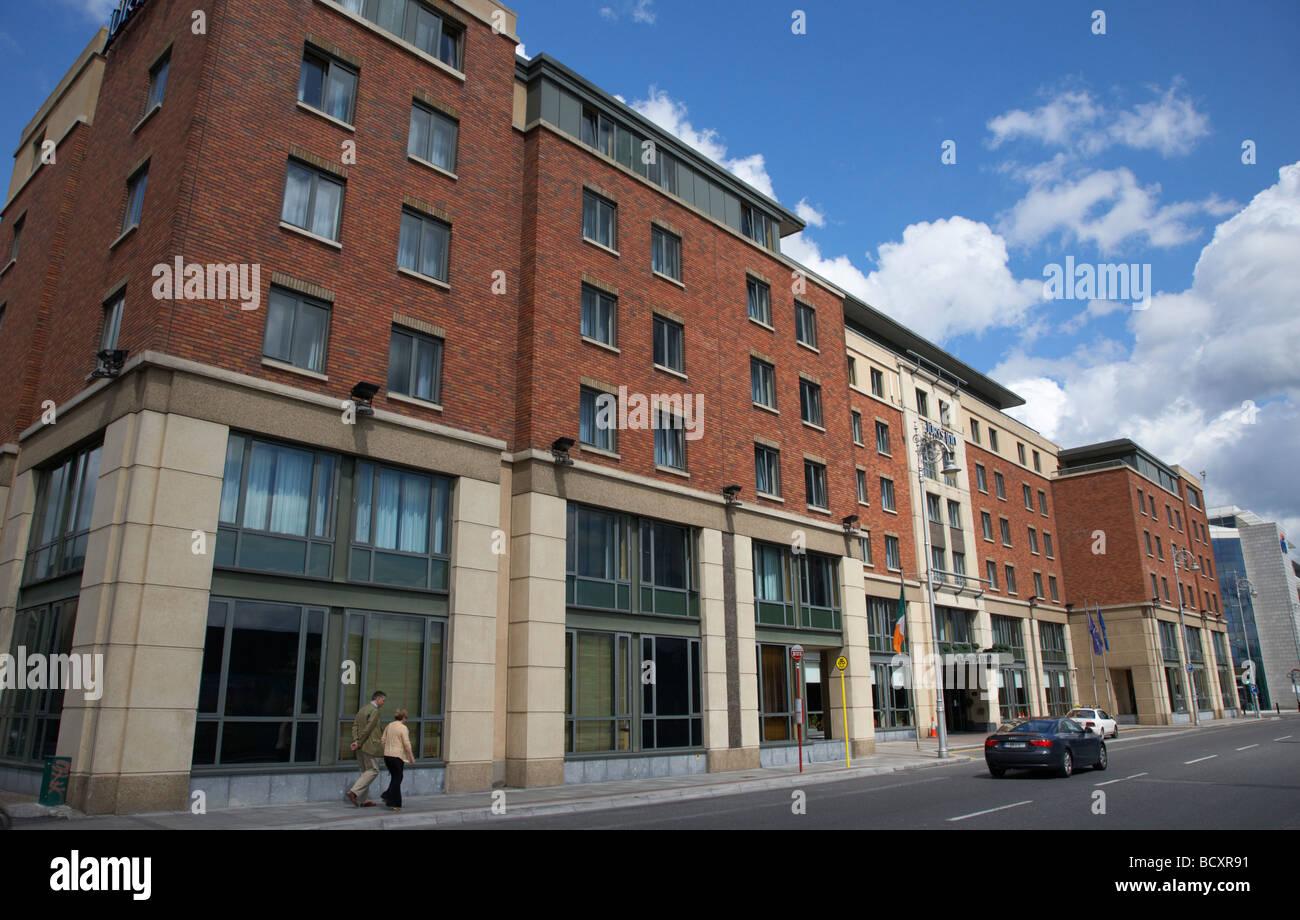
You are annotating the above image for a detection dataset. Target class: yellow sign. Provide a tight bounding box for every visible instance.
[835,656,848,671]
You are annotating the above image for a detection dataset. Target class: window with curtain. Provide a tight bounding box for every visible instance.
[651,226,681,281]
[146,50,170,111]
[343,0,463,69]
[880,477,896,512]
[387,326,443,404]
[281,160,342,241]
[654,410,686,470]
[264,286,330,373]
[885,536,901,571]
[755,444,781,496]
[407,102,457,171]
[565,630,631,754]
[799,552,840,629]
[122,164,149,232]
[350,461,451,590]
[751,358,776,408]
[753,541,794,627]
[216,434,337,577]
[795,301,817,348]
[23,442,103,584]
[398,208,450,281]
[581,284,616,345]
[579,387,617,452]
[746,277,771,325]
[566,504,630,611]
[653,315,684,372]
[757,643,793,741]
[582,190,617,249]
[872,661,913,729]
[299,47,358,124]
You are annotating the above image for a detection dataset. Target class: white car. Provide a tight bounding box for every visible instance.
[1066,707,1117,739]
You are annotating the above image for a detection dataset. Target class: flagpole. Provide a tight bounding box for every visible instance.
[1085,596,1098,705]
[901,570,921,752]
[1098,603,1114,712]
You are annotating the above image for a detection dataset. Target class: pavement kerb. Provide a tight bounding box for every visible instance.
[282,754,973,830]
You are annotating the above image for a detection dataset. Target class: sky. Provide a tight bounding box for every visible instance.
[3,0,1300,550]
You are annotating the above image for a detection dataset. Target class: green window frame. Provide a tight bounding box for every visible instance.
[349,461,452,591]
[23,442,103,585]
[0,599,78,763]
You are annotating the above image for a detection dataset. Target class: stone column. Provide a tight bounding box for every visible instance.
[62,410,226,814]
[836,555,874,755]
[0,467,35,663]
[443,476,501,793]
[504,491,565,787]
[728,534,760,766]
[698,527,730,761]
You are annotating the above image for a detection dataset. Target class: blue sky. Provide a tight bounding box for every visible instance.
[4,0,1300,542]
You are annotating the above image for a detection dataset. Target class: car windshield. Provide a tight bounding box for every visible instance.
[1003,720,1058,734]
[1066,710,1093,718]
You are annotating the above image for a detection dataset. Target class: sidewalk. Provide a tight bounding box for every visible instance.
[3,747,969,831]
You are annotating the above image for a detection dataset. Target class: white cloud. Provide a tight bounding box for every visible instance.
[629,87,776,198]
[599,0,656,24]
[997,163,1300,534]
[795,198,826,228]
[515,42,529,59]
[987,83,1210,158]
[997,167,1238,254]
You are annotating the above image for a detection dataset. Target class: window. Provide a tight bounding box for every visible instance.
[1044,532,1054,558]
[799,379,823,427]
[1138,488,1145,514]
[986,559,998,591]
[947,500,962,529]
[579,386,616,452]
[755,444,780,496]
[638,635,703,749]
[981,511,993,541]
[582,190,617,250]
[655,410,686,470]
[580,105,615,157]
[652,315,684,373]
[1048,575,1059,602]
[0,599,78,762]
[1023,484,1033,509]
[915,390,929,418]
[651,226,681,281]
[564,630,630,753]
[952,551,967,585]
[1000,518,1012,546]
[970,419,981,444]
[216,435,338,577]
[1150,573,1159,598]
[856,469,868,504]
[299,47,358,124]
[939,401,951,427]
[1038,490,1048,516]
[640,519,697,617]
[746,277,771,325]
[1161,577,1170,601]
[350,462,451,589]
[926,493,942,524]
[29,130,44,175]
[885,535,901,571]
[281,160,343,241]
[741,204,774,248]
[859,535,872,565]
[931,547,946,582]
[795,302,817,348]
[1032,450,1041,472]
[851,411,863,445]
[994,472,1006,500]
[23,443,103,584]
[387,326,443,403]
[648,148,679,195]
[989,428,999,452]
[846,355,856,385]
[975,463,987,492]
[122,164,149,232]
[1175,509,1182,531]
[8,215,22,263]
[1144,531,1153,555]
[566,505,630,611]
[1028,527,1039,554]
[1005,565,1017,595]
[1033,571,1045,599]
[1188,487,1203,510]
[408,102,458,171]
[1156,536,1163,559]
[146,50,170,111]
[804,460,828,509]
[880,477,896,512]
[1017,443,1026,465]
[750,358,776,408]
[398,208,451,281]
[343,0,464,70]
[874,420,890,454]
[870,367,884,397]
[1166,505,1173,526]
[580,284,616,345]
[100,292,125,352]
[264,287,330,373]
[1149,494,1157,517]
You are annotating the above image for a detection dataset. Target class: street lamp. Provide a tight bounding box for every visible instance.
[1230,574,1263,718]
[1172,546,1201,724]
[913,423,961,758]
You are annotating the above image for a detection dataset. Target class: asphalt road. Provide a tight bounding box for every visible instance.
[467,717,1300,829]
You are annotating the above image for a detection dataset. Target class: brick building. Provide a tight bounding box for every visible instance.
[1053,440,1234,724]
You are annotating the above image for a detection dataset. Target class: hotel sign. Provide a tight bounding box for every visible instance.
[924,420,957,449]
[107,0,150,45]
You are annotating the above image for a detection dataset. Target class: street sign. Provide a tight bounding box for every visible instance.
[835,655,848,671]
[791,644,804,662]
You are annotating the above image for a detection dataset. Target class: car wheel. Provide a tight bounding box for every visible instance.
[1112,727,1119,738]
[989,766,1006,778]
[1093,743,1108,771]
[1059,750,1073,778]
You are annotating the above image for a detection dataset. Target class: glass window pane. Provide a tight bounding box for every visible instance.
[325,65,356,122]
[388,330,411,394]
[431,114,457,171]
[354,461,373,543]
[420,219,448,280]
[398,212,422,272]
[223,602,301,718]
[409,106,432,159]
[290,300,328,372]
[281,163,312,228]
[309,177,342,240]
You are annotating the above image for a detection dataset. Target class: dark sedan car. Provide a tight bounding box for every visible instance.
[984,717,1107,777]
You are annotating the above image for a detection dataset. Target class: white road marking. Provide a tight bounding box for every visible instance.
[1236,744,1259,751]
[947,800,1032,822]
[1095,771,1148,787]
[1184,755,1218,764]
[1275,735,1293,741]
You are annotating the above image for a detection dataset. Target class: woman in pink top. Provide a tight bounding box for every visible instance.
[380,709,415,810]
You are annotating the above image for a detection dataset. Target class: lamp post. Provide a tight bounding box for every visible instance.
[1172,546,1201,724]
[1231,575,1262,718]
[913,423,961,758]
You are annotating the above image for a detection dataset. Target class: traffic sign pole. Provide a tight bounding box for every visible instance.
[792,645,804,774]
[837,655,850,768]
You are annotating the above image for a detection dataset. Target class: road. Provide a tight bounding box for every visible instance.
[467,717,1299,829]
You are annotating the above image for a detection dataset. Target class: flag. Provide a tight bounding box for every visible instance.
[1097,607,1110,652]
[1086,612,1103,655]
[892,585,907,654]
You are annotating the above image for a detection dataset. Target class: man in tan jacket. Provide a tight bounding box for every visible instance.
[348,690,386,807]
